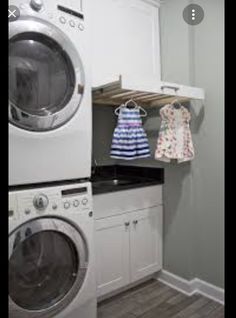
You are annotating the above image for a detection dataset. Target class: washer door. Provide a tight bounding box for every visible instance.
[9,217,89,318]
[9,17,85,131]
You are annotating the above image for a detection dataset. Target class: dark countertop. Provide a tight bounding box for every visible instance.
[90,165,164,195]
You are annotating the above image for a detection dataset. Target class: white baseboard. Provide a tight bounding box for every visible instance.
[157,270,224,305]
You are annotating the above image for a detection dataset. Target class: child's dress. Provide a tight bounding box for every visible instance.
[155,104,194,162]
[110,107,150,160]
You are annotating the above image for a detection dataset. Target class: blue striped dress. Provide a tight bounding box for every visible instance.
[110,107,150,160]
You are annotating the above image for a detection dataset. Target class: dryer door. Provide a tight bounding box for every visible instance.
[9,17,85,131]
[9,217,89,318]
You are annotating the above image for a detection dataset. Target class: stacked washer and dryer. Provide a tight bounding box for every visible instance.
[9,0,96,317]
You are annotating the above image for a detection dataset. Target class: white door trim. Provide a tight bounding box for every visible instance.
[157,270,224,305]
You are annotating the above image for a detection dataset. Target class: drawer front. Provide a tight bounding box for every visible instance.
[94,185,162,219]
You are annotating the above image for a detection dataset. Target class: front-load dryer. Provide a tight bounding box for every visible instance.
[9,181,97,318]
[9,0,92,185]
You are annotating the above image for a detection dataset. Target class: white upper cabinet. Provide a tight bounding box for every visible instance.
[89,0,205,103]
[88,0,161,87]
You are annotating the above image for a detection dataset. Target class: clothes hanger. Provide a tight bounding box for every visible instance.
[114,99,138,116]
[171,99,182,109]
[124,99,138,108]
[124,99,147,117]
[114,103,125,115]
[114,99,147,117]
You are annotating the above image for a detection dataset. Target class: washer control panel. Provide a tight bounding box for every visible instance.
[57,4,84,30]
[10,182,92,219]
[61,186,89,211]
[17,1,85,31]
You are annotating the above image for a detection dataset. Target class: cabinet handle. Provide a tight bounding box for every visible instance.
[133,220,138,225]
[124,222,130,227]
[160,85,180,92]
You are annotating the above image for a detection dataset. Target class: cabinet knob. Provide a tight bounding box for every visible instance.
[124,222,130,227]
[133,220,138,225]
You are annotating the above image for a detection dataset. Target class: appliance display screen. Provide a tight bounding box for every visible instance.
[61,187,87,196]
[57,5,84,20]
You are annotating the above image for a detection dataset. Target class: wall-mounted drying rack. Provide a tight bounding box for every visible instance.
[92,75,205,107]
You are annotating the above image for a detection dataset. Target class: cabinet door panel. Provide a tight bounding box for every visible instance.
[95,214,130,297]
[89,0,161,86]
[130,206,163,282]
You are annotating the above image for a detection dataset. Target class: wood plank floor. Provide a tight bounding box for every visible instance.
[97,279,224,318]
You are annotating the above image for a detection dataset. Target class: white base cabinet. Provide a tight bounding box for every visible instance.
[95,204,163,298]
[95,214,130,297]
[130,207,162,283]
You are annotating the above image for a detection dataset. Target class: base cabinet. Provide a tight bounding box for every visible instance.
[130,207,163,283]
[95,206,163,297]
[95,214,130,297]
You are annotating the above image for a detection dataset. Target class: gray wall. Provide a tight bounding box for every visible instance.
[92,0,224,288]
[92,105,116,166]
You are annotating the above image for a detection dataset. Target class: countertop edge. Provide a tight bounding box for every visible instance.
[92,181,163,196]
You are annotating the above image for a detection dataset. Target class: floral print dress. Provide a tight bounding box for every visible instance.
[155,104,194,163]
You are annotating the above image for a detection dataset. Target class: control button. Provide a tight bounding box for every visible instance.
[52,204,58,210]
[30,0,43,11]
[59,16,66,24]
[9,210,14,217]
[82,198,88,206]
[89,211,93,217]
[33,194,49,210]
[25,209,31,215]
[64,201,70,209]
[78,23,84,31]
[69,20,75,27]
[73,200,79,207]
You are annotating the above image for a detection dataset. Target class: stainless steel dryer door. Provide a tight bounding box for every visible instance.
[9,17,85,131]
[9,217,89,318]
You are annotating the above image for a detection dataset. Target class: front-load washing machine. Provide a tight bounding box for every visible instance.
[9,181,97,318]
[9,0,92,185]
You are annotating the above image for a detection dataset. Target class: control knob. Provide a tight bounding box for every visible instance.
[30,0,43,11]
[64,201,70,209]
[73,200,79,207]
[33,193,49,210]
[82,198,88,206]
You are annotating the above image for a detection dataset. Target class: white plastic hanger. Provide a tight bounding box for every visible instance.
[114,99,147,117]
[171,99,182,109]
[114,103,125,115]
[124,99,138,108]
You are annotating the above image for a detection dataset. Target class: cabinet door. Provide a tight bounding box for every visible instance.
[130,206,163,283]
[89,0,161,87]
[95,214,130,297]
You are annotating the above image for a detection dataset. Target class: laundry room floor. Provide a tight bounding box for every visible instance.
[97,279,224,318]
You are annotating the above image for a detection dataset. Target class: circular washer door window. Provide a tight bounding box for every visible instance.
[9,218,88,318]
[9,19,85,131]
